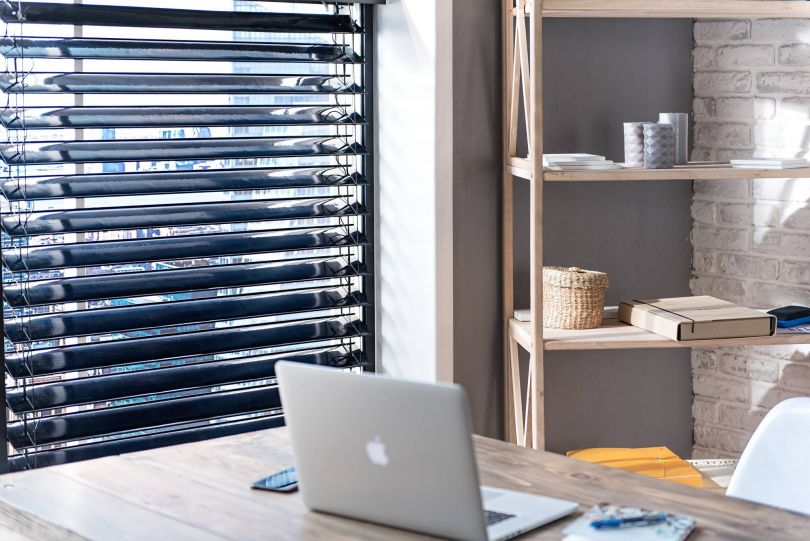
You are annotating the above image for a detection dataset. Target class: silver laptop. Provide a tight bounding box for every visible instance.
[276,362,578,541]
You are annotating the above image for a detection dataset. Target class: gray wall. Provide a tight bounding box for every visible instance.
[449,11,696,455]
[513,19,695,456]
[452,0,503,437]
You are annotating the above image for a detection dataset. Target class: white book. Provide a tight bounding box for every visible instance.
[543,153,605,164]
[731,158,808,166]
[546,164,622,171]
[514,309,531,322]
[542,159,614,166]
[732,163,809,170]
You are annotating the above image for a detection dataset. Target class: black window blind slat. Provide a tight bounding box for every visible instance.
[4,228,367,272]
[0,136,365,164]
[1,168,364,200]
[1,3,360,33]
[5,287,368,342]
[5,317,368,378]
[0,38,361,63]
[2,197,366,236]
[4,257,367,307]
[0,105,363,129]
[0,73,361,94]
[7,348,363,413]
[7,385,284,448]
[8,415,287,472]
[2,0,373,469]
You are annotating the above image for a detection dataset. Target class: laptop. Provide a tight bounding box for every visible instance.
[276,362,578,541]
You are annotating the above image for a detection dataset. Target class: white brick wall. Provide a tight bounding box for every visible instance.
[691,19,810,458]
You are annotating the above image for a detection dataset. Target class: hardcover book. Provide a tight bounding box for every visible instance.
[618,296,775,341]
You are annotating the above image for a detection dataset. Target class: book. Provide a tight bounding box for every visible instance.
[543,159,614,166]
[513,309,531,322]
[543,154,621,171]
[617,296,776,341]
[731,158,807,165]
[562,504,696,541]
[567,447,703,488]
[731,163,809,170]
[686,459,738,489]
[546,164,622,171]
[543,153,605,164]
[731,158,808,169]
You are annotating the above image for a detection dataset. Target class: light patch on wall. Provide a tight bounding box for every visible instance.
[376,0,451,382]
[692,18,810,457]
[751,99,810,245]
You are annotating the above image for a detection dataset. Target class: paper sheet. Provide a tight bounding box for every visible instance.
[777,325,810,334]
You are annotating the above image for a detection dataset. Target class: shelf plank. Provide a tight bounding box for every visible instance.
[543,162,810,182]
[509,316,810,352]
[508,156,532,179]
[538,0,810,19]
[505,159,810,182]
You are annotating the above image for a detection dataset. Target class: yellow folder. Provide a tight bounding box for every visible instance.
[566,446,704,488]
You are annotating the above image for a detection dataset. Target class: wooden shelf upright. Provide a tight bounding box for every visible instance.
[502,0,810,450]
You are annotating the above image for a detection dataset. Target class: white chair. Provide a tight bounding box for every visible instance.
[726,397,810,515]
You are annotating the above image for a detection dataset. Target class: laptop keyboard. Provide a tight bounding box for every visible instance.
[484,509,516,527]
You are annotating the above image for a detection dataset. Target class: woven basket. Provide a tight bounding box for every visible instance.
[543,266,609,329]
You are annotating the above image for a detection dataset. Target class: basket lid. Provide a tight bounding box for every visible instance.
[543,266,609,289]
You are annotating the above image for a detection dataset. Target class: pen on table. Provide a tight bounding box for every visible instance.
[590,512,668,529]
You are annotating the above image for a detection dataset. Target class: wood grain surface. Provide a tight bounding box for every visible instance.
[1,428,807,540]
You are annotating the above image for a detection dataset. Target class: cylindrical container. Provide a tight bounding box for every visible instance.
[643,123,676,169]
[659,112,689,164]
[623,122,645,166]
[543,266,609,330]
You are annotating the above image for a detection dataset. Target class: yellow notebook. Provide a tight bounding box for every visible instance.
[566,446,703,488]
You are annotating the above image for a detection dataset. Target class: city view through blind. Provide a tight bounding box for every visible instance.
[2,0,366,457]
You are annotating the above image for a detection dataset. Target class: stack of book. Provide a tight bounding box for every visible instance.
[543,154,622,171]
[731,158,809,170]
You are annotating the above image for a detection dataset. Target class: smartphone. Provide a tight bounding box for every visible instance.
[767,305,810,328]
[251,466,298,493]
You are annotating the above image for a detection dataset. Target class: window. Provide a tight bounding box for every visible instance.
[0,0,374,471]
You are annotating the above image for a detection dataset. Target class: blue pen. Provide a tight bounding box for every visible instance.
[590,512,668,529]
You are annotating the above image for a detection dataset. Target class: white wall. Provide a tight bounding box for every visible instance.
[691,19,810,458]
[375,0,453,382]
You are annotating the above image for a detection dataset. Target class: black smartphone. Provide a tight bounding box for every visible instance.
[768,305,810,328]
[251,466,298,493]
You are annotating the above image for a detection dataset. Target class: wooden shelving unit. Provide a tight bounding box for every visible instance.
[502,0,810,449]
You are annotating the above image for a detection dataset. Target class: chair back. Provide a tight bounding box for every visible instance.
[727,397,810,515]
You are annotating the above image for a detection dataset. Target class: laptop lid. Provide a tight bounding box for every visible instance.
[276,362,489,541]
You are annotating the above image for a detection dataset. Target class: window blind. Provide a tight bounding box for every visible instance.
[1,0,375,471]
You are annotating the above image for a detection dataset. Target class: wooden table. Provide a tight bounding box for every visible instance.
[0,428,807,540]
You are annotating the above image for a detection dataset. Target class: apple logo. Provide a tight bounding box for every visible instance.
[366,436,389,466]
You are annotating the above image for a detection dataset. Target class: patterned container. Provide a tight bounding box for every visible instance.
[659,112,689,164]
[623,122,645,166]
[543,266,609,330]
[643,123,675,169]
